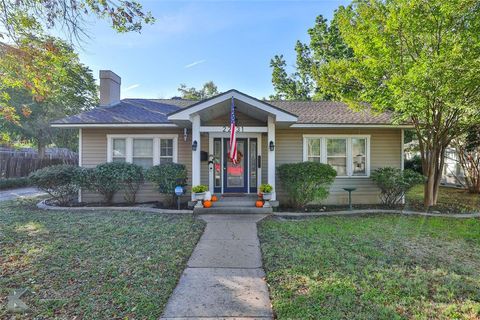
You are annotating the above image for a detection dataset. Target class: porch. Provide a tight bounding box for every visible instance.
[167,90,298,202]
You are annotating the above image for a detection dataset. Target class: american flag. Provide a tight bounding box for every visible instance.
[229,96,238,164]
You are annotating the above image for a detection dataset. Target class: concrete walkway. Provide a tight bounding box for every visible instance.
[161,214,273,320]
[0,187,46,202]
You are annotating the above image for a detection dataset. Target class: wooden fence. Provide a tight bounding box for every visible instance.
[0,154,78,179]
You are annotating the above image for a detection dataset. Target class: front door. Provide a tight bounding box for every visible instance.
[223,138,248,193]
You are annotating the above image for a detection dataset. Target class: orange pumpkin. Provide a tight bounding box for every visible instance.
[203,200,212,208]
[211,195,218,202]
[255,200,264,208]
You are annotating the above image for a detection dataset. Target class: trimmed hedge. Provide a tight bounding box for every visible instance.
[146,163,188,205]
[277,162,337,209]
[371,167,425,206]
[29,165,79,205]
[0,177,31,190]
[76,162,144,204]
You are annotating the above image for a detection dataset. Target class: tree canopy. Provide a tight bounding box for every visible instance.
[0,0,154,123]
[1,38,98,153]
[318,0,480,206]
[270,14,352,101]
[177,81,220,100]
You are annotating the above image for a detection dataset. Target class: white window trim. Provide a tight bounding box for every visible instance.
[302,134,371,178]
[107,134,178,165]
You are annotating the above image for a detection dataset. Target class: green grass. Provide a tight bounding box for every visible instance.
[0,199,205,319]
[259,215,480,319]
[407,185,480,213]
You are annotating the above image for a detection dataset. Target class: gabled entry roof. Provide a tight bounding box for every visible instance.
[167,89,298,124]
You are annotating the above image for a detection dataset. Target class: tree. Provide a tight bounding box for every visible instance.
[0,0,154,122]
[177,81,220,100]
[270,14,352,100]
[318,0,480,207]
[1,37,98,155]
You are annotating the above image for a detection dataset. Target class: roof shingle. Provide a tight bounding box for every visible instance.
[53,97,394,125]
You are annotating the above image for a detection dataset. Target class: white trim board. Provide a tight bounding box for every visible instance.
[291,123,413,128]
[51,123,178,128]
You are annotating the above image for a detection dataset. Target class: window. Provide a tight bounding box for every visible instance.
[160,139,174,164]
[303,135,370,177]
[112,138,126,162]
[327,138,347,176]
[352,138,366,176]
[133,139,153,168]
[107,134,178,168]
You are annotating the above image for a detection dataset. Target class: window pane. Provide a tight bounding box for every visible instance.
[160,157,173,165]
[307,139,321,157]
[214,139,221,188]
[250,140,257,189]
[308,156,321,162]
[113,139,126,157]
[160,139,173,157]
[133,158,153,168]
[352,138,366,175]
[327,138,346,156]
[112,157,126,162]
[328,157,347,176]
[133,139,153,157]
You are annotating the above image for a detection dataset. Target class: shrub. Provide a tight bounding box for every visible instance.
[29,165,79,205]
[277,162,337,209]
[146,163,188,205]
[115,162,144,204]
[259,183,273,193]
[404,155,423,174]
[0,177,31,190]
[76,162,130,204]
[191,185,208,193]
[371,167,425,206]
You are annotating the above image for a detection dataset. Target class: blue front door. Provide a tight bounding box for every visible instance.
[223,138,248,193]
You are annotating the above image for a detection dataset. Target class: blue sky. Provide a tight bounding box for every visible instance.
[78,0,350,99]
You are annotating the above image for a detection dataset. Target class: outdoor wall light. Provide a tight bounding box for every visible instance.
[192,140,198,151]
[269,141,275,151]
[183,128,188,142]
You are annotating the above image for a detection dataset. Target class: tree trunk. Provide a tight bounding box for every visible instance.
[37,140,46,159]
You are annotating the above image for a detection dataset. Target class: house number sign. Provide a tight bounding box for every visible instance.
[222,125,244,133]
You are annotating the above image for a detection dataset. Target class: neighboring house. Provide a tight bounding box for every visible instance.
[52,70,410,205]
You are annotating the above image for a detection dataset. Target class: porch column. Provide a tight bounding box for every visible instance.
[191,114,201,200]
[267,115,276,200]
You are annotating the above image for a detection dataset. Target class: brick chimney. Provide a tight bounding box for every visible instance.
[99,70,121,106]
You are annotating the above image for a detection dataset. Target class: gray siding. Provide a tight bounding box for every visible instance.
[275,128,402,205]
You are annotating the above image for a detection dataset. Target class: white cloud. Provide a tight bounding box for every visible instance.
[125,84,141,91]
[184,59,206,69]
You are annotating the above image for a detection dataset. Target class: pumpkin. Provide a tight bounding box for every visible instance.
[255,200,264,208]
[203,200,212,208]
[211,195,218,202]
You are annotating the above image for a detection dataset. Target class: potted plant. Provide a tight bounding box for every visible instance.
[259,183,273,200]
[192,185,209,201]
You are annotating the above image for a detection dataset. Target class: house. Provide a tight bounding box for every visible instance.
[52,70,410,206]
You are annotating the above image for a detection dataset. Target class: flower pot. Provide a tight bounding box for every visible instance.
[194,192,206,201]
[262,192,272,201]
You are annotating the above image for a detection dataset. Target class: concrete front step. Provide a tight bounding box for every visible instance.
[194,207,273,214]
[213,200,257,207]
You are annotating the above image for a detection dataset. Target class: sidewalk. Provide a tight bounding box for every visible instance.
[161,214,273,319]
[0,187,46,202]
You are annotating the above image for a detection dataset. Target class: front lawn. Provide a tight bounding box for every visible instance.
[0,199,205,319]
[407,184,480,213]
[259,215,480,319]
